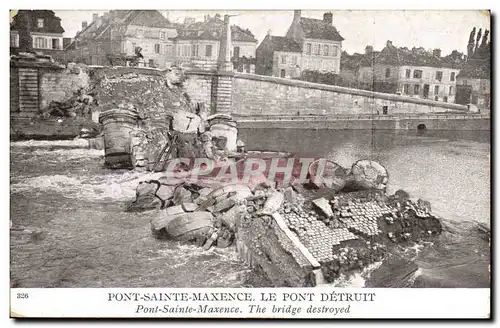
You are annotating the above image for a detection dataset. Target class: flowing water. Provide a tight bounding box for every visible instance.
[10,129,491,288]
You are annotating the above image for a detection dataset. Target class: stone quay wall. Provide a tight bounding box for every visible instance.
[185,70,469,117]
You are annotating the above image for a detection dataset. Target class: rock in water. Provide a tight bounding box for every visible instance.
[256,191,284,216]
[417,198,432,212]
[182,202,198,212]
[219,203,247,232]
[312,197,334,218]
[344,160,389,191]
[156,184,175,202]
[172,185,193,205]
[151,210,181,232]
[164,212,214,242]
[127,181,162,212]
[165,205,185,217]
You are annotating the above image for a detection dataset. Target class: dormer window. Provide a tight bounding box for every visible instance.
[37,18,44,28]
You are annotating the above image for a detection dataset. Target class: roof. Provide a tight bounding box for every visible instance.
[263,35,302,53]
[340,51,364,70]
[360,43,465,69]
[11,10,64,34]
[173,16,257,42]
[457,58,490,79]
[121,10,173,29]
[299,17,344,41]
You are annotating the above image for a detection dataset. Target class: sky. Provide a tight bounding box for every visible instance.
[48,10,490,55]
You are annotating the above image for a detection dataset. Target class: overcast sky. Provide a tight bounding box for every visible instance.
[51,10,490,55]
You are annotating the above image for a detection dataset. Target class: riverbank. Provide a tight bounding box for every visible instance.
[235,113,490,131]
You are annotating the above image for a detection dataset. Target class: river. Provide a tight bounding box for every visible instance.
[10,129,490,288]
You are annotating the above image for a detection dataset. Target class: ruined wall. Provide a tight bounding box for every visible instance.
[235,213,321,287]
[183,70,216,111]
[39,68,90,110]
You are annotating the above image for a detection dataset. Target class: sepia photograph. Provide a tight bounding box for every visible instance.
[8,5,491,319]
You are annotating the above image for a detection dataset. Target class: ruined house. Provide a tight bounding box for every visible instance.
[67,10,177,68]
[256,10,344,78]
[172,14,258,72]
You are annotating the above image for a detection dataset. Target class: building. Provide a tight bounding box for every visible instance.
[338,51,364,88]
[255,31,302,78]
[10,10,65,54]
[455,28,490,111]
[172,14,258,72]
[456,59,490,111]
[68,10,177,68]
[256,10,344,78]
[357,41,463,103]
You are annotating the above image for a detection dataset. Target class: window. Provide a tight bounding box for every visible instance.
[34,37,47,49]
[155,44,161,54]
[182,44,190,57]
[280,69,286,78]
[306,43,311,55]
[435,71,443,81]
[165,45,173,56]
[281,55,287,64]
[382,106,388,115]
[160,31,166,40]
[385,68,391,78]
[403,84,409,94]
[449,86,454,95]
[132,43,136,53]
[314,44,320,55]
[10,33,19,47]
[291,56,297,65]
[205,44,212,57]
[332,46,338,57]
[51,38,59,50]
[149,59,155,68]
[443,96,448,102]
[37,18,44,28]
[233,46,240,58]
[413,70,423,78]
[463,80,468,86]
[405,69,411,78]
[323,45,329,56]
[434,85,439,95]
[191,44,199,57]
[414,84,420,95]
[451,72,455,81]
[245,64,251,73]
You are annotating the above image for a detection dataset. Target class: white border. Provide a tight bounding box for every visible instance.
[3,0,496,326]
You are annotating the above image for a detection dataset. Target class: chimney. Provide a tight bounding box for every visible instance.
[433,48,442,58]
[267,29,272,36]
[323,12,333,25]
[82,21,88,30]
[386,40,393,47]
[92,13,98,22]
[365,45,373,54]
[294,10,301,21]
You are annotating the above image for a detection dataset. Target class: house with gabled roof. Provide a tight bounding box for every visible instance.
[256,31,302,77]
[10,10,65,53]
[68,10,177,68]
[357,40,464,103]
[256,10,344,78]
[172,14,258,72]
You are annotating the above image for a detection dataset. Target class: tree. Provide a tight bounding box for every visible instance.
[467,27,476,58]
[474,28,482,56]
